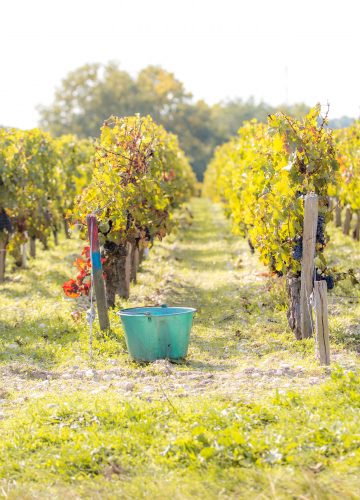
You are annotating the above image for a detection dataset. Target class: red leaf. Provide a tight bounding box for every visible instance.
[74,257,88,271]
[82,246,90,259]
[63,279,80,298]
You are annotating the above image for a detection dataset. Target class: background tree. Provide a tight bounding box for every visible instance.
[38,62,314,179]
[39,63,138,137]
[135,66,191,120]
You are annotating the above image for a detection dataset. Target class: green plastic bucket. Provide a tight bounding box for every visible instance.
[119,305,196,362]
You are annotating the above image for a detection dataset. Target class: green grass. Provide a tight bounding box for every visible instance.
[0,198,359,498]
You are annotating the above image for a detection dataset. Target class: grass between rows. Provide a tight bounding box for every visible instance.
[1,370,360,499]
[0,197,359,498]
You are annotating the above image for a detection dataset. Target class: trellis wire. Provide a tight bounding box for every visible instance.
[87,218,96,360]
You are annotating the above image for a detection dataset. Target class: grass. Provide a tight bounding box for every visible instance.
[0,197,359,498]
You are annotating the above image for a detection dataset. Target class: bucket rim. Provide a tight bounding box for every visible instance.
[118,306,197,317]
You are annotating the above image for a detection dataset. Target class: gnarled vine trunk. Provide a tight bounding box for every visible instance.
[247,238,255,254]
[64,218,71,239]
[335,203,342,227]
[130,242,140,283]
[41,235,49,250]
[352,210,360,241]
[0,233,8,282]
[14,233,28,268]
[286,273,302,340]
[118,242,132,298]
[102,240,132,307]
[138,247,145,265]
[30,237,36,258]
[343,206,352,235]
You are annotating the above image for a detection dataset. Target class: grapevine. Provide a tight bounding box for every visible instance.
[335,122,360,239]
[204,105,339,337]
[72,114,196,306]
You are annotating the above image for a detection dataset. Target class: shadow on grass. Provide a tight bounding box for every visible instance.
[0,267,71,300]
[175,358,235,371]
[0,315,82,368]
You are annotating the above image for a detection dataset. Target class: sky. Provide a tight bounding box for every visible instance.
[1,0,360,129]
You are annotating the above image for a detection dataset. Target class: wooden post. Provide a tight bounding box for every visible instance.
[300,193,318,339]
[335,202,342,227]
[313,280,330,365]
[343,206,352,235]
[21,239,27,268]
[0,234,7,283]
[30,237,36,258]
[130,244,139,283]
[53,229,59,246]
[87,215,110,331]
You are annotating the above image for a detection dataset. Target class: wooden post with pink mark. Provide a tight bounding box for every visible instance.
[86,215,110,331]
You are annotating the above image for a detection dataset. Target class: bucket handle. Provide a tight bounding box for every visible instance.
[140,305,167,320]
[142,312,152,321]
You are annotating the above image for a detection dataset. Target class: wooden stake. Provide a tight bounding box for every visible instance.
[313,280,330,365]
[343,206,352,235]
[30,237,36,258]
[0,234,7,283]
[21,241,27,268]
[87,215,110,331]
[300,193,318,339]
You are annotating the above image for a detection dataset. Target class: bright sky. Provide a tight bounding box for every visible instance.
[1,0,360,129]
